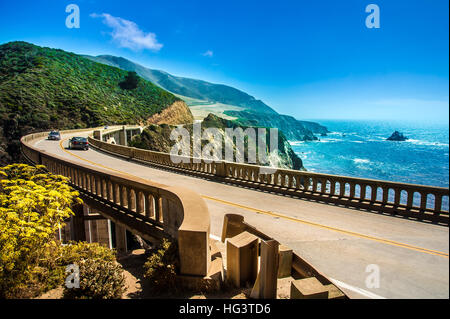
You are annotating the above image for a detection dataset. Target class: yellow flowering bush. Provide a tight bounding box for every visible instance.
[0,163,81,298]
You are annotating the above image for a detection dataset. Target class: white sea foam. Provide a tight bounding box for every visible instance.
[353,158,370,164]
[289,141,304,145]
[405,139,449,147]
[318,138,342,143]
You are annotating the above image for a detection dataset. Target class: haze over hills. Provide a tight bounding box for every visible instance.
[84,55,277,114]
[84,55,329,140]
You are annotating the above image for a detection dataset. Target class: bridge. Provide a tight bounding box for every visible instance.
[21,126,449,299]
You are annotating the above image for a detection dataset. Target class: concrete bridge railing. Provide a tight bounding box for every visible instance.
[90,127,449,226]
[20,129,211,276]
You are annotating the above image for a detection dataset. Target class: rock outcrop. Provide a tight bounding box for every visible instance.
[146,101,194,125]
[387,131,408,141]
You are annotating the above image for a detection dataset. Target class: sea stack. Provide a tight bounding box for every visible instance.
[387,131,408,141]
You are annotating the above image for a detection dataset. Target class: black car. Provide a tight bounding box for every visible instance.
[48,131,61,140]
[69,137,89,150]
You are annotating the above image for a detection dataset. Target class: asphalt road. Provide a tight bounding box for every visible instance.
[34,132,449,299]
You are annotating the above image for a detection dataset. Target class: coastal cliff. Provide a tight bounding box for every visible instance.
[146,101,194,125]
[130,113,304,170]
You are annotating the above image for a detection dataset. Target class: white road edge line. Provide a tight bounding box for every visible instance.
[329,277,386,299]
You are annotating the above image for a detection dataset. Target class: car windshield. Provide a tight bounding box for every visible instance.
[50,131,59,135]
[72,137,87,142]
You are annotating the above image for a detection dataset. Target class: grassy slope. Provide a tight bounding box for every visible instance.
[0,41,180,164]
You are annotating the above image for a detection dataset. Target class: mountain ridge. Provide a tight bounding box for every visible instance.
[84,54,329,141]
[84,54,277,114]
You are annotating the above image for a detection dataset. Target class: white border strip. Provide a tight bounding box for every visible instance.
[330,277,386,299]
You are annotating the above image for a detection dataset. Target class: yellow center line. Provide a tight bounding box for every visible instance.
[202,195,448,258]
[58,136,449,259]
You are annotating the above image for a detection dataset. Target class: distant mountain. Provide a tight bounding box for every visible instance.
[0,41,182,164]
[223,110,328,141]
[84,55,276,114]
[84,54,329,141]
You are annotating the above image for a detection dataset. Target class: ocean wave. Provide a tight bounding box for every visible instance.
[367,136,387,142]
[353,158,370,164]
[405,139,449,147]
[318,138,343,143]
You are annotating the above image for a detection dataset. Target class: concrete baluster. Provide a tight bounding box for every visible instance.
[349,182,356,198]
[120,185,127,207]
[406,190,414,208]
[371,185,377,202]
[434,195,442,214]
[114,223,127,254]
[145,193,154,218]
[394,188,401,206]
[136,191,144,215]
[420,192,427,211]
[382,187,388,204]
[127,187,136,212]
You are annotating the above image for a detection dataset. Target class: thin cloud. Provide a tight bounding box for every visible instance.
[202,50,214,57]
[90,13,163,51]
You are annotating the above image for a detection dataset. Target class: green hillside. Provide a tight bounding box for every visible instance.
[85,55,277,114]
[0,41,179,164]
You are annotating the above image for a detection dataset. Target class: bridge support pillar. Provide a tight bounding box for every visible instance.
[93,130,102,140]
[72,204,86,242]
[226,231,259,287]
[221,214,246,242]
[277,244,293,278]
[251,239,279,299]
[118,128,127,146]
[115,223,127,253]
[178,229,210,276]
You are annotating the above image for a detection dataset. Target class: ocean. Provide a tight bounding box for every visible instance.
[290,120,449,209]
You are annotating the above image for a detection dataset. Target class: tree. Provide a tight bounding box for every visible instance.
[119,71,140,90]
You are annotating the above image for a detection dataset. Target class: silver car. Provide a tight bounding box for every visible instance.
[48,131,61,140]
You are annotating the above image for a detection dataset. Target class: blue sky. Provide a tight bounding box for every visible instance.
[0,0,448,122]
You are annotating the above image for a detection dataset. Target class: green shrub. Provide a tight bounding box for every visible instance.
[63,257,125,299]
[61,241,125,299]
[143,238,179,292]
